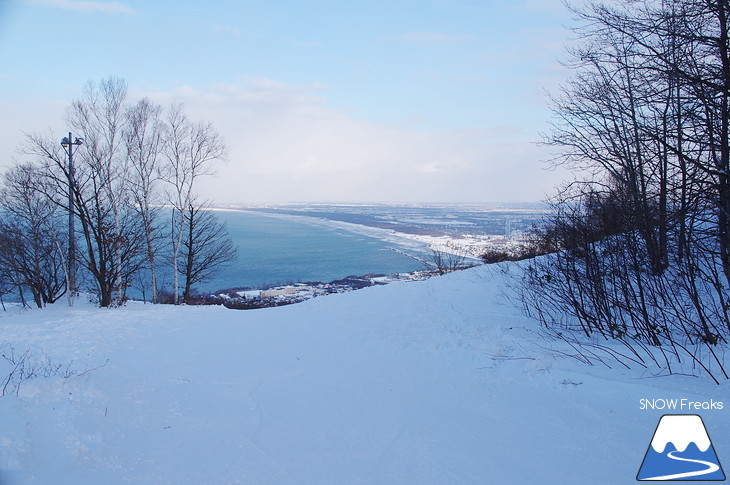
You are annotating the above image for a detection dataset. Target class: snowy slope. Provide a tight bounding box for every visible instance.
[0,264,727,484]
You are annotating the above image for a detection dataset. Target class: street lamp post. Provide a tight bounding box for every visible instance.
[61,133,83,306]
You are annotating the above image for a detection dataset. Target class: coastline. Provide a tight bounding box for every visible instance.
[212,206,432,256]
[193,206,486,308]
[184,204,542,305]
[214,206,523,262]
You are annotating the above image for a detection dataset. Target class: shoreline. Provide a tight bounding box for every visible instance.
[213,206,495,262]
[173,205,535,305]
[213,206,432,253]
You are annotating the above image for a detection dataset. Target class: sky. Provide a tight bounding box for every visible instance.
[0,0,575,204]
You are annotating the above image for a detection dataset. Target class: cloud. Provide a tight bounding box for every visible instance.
[137,79,566,203]
[25,0,136,15]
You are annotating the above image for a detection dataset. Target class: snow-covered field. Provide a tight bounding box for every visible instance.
[0,264,726,484]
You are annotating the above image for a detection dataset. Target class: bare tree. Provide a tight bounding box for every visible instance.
[23,77,146,307]
[525,0,730,382]
[428,247,467,275]
[18,78,231,308]
[66,76,133,305]
[163,103,227,304]
[0,163,67,307]
[126,97,165,303]
[179,201,237,302]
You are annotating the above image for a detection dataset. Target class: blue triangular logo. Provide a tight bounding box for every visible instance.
[637,415,725,481]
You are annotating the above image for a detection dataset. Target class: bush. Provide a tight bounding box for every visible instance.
[0,343,107,396]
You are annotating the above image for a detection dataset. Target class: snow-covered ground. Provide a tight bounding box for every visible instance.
[0,264,727,484]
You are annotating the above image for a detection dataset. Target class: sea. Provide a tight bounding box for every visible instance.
[201,209,428,292]
[189,202,546,293]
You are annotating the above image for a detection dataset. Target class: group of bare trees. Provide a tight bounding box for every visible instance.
[522,0,730,382]
[0,77,236,308]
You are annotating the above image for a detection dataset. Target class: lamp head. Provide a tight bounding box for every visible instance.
[61,137,70,148]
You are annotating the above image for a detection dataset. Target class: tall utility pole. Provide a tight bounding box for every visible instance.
[61,133,83,306]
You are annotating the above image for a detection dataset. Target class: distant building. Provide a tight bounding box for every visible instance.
[260,287,295,298]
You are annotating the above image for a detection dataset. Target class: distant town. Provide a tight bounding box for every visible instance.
[204,269,444,309]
